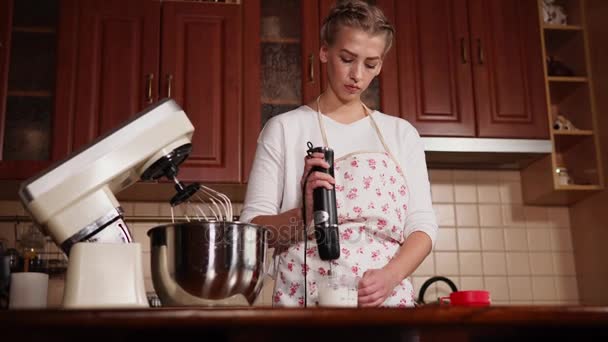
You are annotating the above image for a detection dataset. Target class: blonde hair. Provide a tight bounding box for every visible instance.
[320,0,395,55]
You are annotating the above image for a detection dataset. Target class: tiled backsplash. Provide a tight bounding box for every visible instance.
[0,170,577,307]
[418,170,577,306]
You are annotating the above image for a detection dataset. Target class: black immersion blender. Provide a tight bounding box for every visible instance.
[307,143,340,261]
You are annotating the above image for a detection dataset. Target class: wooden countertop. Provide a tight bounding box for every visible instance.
[2,306,608,341]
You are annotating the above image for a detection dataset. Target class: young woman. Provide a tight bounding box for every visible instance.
[240,0,438,308]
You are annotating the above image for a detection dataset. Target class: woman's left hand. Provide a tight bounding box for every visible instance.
[357,268,400,307]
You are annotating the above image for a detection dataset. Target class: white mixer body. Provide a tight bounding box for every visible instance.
[18,99,194,253]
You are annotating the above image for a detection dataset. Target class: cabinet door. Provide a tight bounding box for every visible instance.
[396,0,476,137]
[161,1,242,183]
[0,0,69,180]
[469,0,548,138]
[0,0,10,126]
[71,0,161,150]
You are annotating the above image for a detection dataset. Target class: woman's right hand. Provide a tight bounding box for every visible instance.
[300,152,335,231]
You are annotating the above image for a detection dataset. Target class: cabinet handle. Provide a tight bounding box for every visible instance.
[308,54,315,83]
[460,38,468,64]
[477,38,485,65]
[145,74,154,104]
[167,74,173,98]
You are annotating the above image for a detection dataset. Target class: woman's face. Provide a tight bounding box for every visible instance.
[320,26,386,103]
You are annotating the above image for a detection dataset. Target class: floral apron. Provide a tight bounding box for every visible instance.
[272,103,415,308]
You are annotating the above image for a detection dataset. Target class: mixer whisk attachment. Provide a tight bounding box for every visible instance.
[169,176,234,222]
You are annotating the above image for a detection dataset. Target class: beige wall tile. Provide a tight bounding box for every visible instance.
[435,252,459,276]
[482,252,507,275]
[477,183,501,203]
[499,182,523,204]
[453,170,478,182]
[529,252,555,275]
[455,204,479,227]
[431,183,454,203]
[130,223,152,252]
[499,170,521,182]
[142,251,151,278]
[508,277,533,301]
[504,229,528,251]
[434,204,456,227]
[550,229,573,251]
[460,276,484,291]
[159,203,175,218]
[476,171,500,182]
[435,228,457,251]
[480,228,505,251]
[47,277,65,308]
[457,228,481,251]
[524,206,549,228]
[459,252,483,276]
[454,184,478,203]
[429,169,452,182]
[553,253,576,275]
[546,207,570,228]
[120,202,135,216]
[479,205,502,227]
[554,276,579,302]
[484,277,510,301]
[527,228,552,251]
[144,277,155,293]
[133,202,161,216]
[502,205,526,228]
[506,252,531,275]
[414,252,435,276]
[0,201,25,215]
[532,277,557,301]
[261,276,275,306]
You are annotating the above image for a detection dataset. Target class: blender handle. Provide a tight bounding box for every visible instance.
[167,74,173,98]
[145,74,154,103]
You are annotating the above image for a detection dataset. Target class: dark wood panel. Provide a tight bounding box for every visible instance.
[0,0,13,159]
[396,0,475,137]
[242,0,261,183]
[72,0,161,150]
[470,0,549,138]
[161,2,242,183]
[302,0,321,105]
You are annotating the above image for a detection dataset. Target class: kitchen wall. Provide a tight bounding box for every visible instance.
[0,169,578,307]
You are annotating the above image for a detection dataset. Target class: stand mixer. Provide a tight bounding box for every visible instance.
[18,98,201,308]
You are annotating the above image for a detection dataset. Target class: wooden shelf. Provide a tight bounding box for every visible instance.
[548,76,588,82]
[543,24,583,31]
[553,129,593,136]
[555,184,603,191]
[12,26,56,34]
[260,37,300,44]
[7,90,53,97]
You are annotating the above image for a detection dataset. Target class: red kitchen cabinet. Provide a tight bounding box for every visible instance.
[0,0,72,180]
[255,0,400,127]
[66,0,245,183]
[395,0,549,139]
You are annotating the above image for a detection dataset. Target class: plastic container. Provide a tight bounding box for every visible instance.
[439,290,491,307]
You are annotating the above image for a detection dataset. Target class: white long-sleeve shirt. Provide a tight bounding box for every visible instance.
[240,105,438,246]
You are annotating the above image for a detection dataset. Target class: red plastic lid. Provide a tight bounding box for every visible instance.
[442,290,491,307]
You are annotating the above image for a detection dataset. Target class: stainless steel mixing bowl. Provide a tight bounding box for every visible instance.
[147,222,268,306]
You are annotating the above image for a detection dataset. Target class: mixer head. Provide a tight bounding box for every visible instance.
[139,143,202,207]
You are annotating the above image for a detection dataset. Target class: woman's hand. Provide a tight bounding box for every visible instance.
[300,152,335,228]
[357,268,400,307]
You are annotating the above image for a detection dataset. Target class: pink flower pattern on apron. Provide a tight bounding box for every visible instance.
[273,149,416,307]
